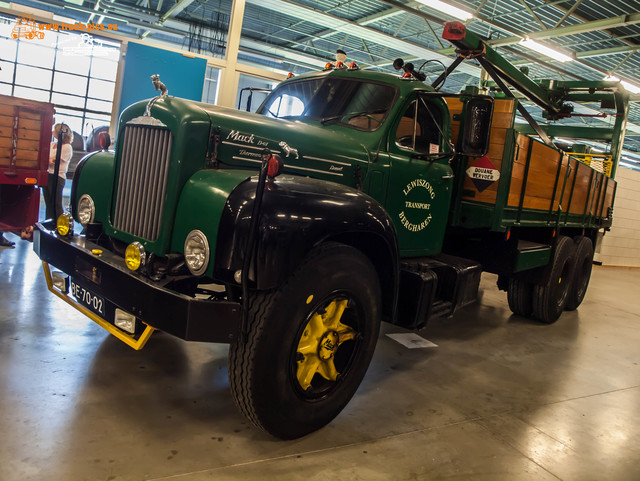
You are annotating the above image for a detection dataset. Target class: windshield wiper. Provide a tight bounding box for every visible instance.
[320,109,387,125]
[264,111,302,120]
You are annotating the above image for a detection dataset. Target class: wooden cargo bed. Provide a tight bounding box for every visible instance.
[0,94,54,231]
[445,96,616,231]
[0,95,54,178]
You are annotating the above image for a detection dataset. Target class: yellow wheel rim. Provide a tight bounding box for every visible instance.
[296,298,356,391]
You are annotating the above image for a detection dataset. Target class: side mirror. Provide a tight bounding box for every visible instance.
[460,98,493,157]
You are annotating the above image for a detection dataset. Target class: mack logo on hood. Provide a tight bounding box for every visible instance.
[226,130,256,144]
[225,129,270,147]
[466,155,500,192]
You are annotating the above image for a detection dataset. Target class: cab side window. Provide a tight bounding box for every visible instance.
[395,97,442,154]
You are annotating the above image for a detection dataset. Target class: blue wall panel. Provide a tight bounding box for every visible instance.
[118,42,206,117]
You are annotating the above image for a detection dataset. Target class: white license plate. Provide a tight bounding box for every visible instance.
[71,280,105,317]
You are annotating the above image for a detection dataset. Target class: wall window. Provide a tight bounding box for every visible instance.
[237,74,275,112]
[0,15,119,138]
[201,65,220,104]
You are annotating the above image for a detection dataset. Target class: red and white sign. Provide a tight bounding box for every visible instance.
[466,155,500,192]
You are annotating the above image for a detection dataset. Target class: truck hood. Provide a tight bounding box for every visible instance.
[110,96,381,253]
[192,100,374,186]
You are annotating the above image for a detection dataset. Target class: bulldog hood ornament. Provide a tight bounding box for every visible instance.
[129,74,169,125]
[142,74,169,119]
[151,74,168,97]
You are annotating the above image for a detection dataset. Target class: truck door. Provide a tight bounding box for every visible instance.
[386,93,454,256]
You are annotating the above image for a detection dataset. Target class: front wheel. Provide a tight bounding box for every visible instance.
[229,242,381,439]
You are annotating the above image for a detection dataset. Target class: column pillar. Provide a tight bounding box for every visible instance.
[216,0,246,108]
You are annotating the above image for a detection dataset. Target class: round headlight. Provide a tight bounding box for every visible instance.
[184,230,209,276]
[125,242,146,271]
[56,213,74,236]
[77,194,95,226]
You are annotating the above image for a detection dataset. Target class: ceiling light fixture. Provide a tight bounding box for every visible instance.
[519,38,573,63]
[415,0,474,20]
[604,75,640,94]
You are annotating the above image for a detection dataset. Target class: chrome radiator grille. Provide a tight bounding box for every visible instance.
[112,125,173,241]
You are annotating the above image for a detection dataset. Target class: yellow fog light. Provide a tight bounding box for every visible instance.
[125,242,146,271]
[56,213,74,236]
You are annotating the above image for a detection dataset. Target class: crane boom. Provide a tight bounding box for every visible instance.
[441,21,630,178]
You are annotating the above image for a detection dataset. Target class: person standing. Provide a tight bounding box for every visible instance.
[0,231,14,247]
[44,123,73,220]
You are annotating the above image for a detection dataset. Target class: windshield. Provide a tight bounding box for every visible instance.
[257,77,397,131]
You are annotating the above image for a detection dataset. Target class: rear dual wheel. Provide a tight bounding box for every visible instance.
[229,242,381,439]
[565,236,594,311]
[532,236,576,323]
[507,277,534,317]
[509,235,594,322]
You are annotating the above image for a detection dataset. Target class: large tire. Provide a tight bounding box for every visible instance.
[532,236,575,323]
[565,236,594,311]
[229,242,381,439]
[507,277,534,316]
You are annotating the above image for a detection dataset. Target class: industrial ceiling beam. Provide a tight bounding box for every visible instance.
[245,0,480,77]
[489,13,640,48]
[139,0,196,38]
[553,0,583,28]
[545,0,638,40]
[518,0,546,29]
[158,0,196,23]
[575,45,639,59]
[293,5,408,44]
[268,1,419,52]
[241,38,327,69]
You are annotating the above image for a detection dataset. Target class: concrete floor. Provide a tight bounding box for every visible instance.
[1,236,640,481]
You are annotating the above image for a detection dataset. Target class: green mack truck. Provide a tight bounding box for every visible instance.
[34,22,628,439]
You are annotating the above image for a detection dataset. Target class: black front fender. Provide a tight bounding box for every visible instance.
[214,175,399,322]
